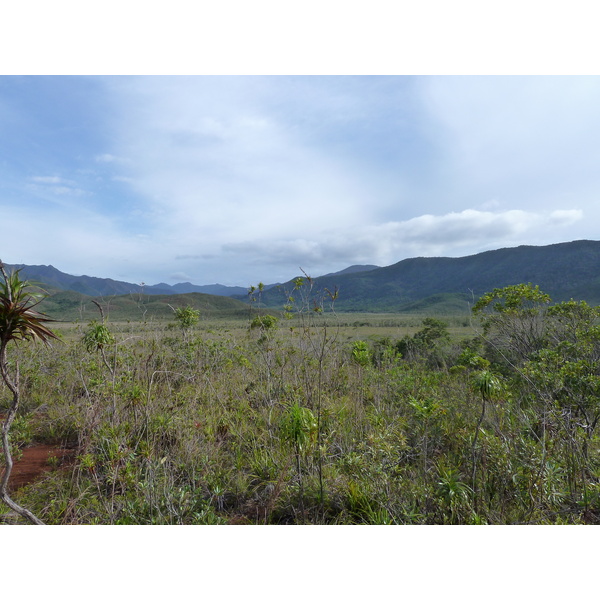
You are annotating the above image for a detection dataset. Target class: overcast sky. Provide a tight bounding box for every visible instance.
[0,75,598,287]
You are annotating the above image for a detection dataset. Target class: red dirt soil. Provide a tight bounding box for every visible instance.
[1,413,75,492]
[5,444,75,491]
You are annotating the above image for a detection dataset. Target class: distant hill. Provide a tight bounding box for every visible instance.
[148,282,249,296]
[38,290,250,322]
[4,264,249,298]
[259,240,600,313]
[3,263,374,301]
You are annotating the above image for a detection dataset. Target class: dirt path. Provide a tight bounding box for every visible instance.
[1,413,76,492]
[7,444,75,491]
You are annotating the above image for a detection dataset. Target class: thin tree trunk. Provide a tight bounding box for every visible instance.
[0,345,45,524]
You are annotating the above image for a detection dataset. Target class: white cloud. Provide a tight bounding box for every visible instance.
[388,209,537,244]
[95,153,130,164]
[28,175,89,198]
[169,272,193,281]
[98,77,378,253]
[30,175,74,185]
[549,209,583,226]
[51,185,87,196]
[216,208,586,281]
[0,201,152,281]
[95,153,117,162]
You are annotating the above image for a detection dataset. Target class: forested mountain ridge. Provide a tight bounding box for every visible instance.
[2,263,374,299]
[257,240,600,312]
[2,263,250,298]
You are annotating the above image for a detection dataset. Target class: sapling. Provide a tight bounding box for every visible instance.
[82,300,119,415]
[280,401,317,523]
[281,270,340,515]
[172,306,200,341]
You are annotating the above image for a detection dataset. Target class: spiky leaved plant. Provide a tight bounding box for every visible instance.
[280,401,318,523]
[470,369,502,513]
[0,261,58,524]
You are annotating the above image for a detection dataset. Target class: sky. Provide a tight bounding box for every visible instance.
[1,74,598,287]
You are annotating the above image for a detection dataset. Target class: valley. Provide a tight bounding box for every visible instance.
[2,241,600,525]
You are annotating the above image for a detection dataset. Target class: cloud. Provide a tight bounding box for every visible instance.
[51,186,87,196]
[418,76,600,212]
[95,153,118,163]
[218,208,585,279]
[28,175,88,198]
[25,183,89,204]
[549,209,583,226]
[388,209,538,245]
[0,201,146,276]
[372,209,582,252]
[95,153,130,164]
[169,271,194,281]
[99,77,598,258]
[30,176,74,185]
[95,77,385,258]
[176,254,216,260]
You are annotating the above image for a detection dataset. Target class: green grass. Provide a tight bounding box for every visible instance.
[39,290,251,323]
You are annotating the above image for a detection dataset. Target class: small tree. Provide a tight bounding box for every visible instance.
[173,306,200,340]
[83,320,115,373]
[82,316,118,414]
[0,261,58,524]
[351,340,372,367]
[249,314,279,339]
[396,317,450,365]
[472,283,551,365]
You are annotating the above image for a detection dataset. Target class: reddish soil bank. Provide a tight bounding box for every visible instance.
[5,444,75,491]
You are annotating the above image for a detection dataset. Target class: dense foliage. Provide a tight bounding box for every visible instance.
[2,279,600,524]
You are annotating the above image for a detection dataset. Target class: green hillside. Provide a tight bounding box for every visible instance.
[259,240,600,312]
[39,290,250,322]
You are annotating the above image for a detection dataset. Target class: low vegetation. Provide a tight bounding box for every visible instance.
[2,266,600,524]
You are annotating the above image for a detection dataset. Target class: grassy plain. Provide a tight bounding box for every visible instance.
[3,296,600,525]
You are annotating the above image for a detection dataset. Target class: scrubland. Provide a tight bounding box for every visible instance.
[3,281,600,525]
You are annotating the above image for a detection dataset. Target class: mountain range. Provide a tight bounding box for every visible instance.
[257,239,600,313]
[4,240,600,316]
[2,263,252,298]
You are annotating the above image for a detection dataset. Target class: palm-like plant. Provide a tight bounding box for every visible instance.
[0,261,58,524]
[437,465,473,523]
[470,369,502,512]
[0,269,58,347]
[280,402,318,523]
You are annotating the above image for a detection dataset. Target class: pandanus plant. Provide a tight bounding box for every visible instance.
[470,369,502,512]
[0,261,58,524]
